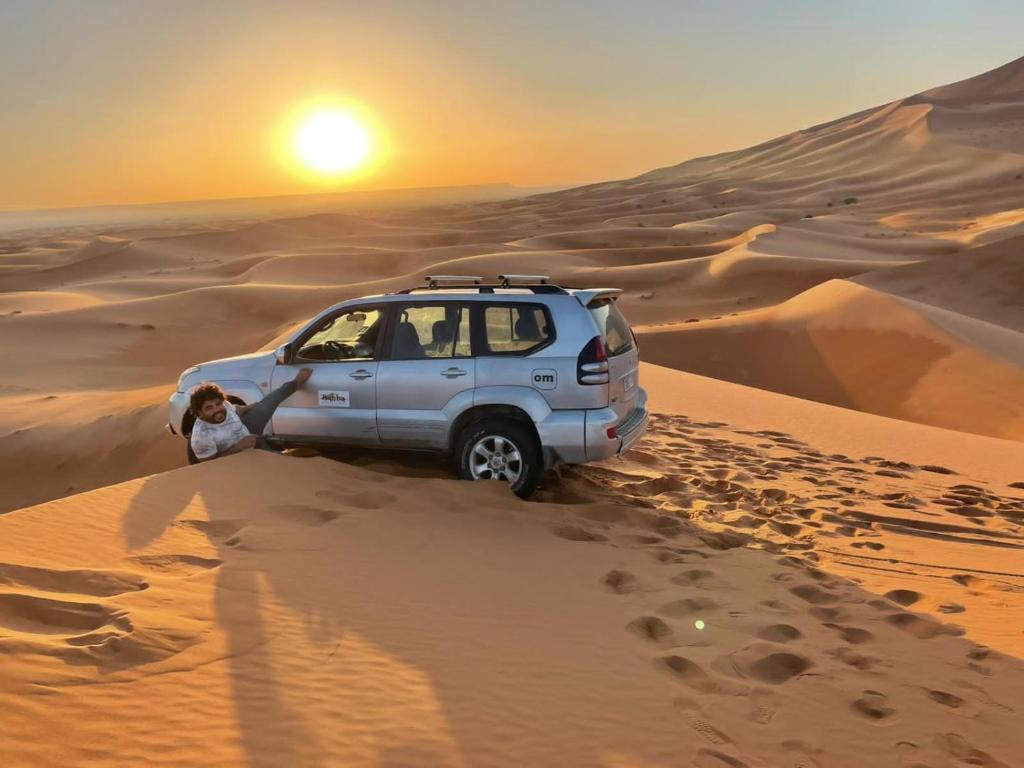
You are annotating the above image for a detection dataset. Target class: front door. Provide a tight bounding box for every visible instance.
[376,302,475,448]
[270,305,384,444]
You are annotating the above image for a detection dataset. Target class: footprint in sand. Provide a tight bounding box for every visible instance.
[713,644,813,685]
[950,574,1011,592]
[884,589,922,607]
[966,645,991,661]
[875,469,910,479]
[920,464,957,475]
[756,624,804,643]
[266,504,343,526]
[745,689,779,725]
[934,734,1010,767]
[851,690,897,721]
[552,524,608,542]
[742,651,813,684]
[173,518,245,541]
[926,689,966,709]
[658,596,719,618]
[830,646,882,671]
[769,521,805,538]
[822,623,874,645]
[697,531,750,551]
[601,569,638,594]
[789,584,841,604]
[659,655,720,693]
[626,616,675,646]
[760,599,795,613]
[0,561,147,597]
[884,612,953,639]
[624,475,691,495]
[775,555,806,569]
[315,487,396,510]
[693,748,751,768]
[128,553,223,575]
[669,568,718,589]
[0,592,130,635]
[673,697,732,745]
[619,533,665,545]
[851,541,885,551]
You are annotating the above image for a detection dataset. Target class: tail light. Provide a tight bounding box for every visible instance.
[577,336,610,384]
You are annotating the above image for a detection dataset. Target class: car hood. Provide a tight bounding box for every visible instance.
[200,350,277,369]
[179,350,277,391]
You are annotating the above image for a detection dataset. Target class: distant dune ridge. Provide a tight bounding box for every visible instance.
[2,57,1024,767]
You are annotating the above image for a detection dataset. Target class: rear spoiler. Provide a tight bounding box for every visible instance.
[572,288,623,307]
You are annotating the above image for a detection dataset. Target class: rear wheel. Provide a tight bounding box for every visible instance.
[455,418,542,499]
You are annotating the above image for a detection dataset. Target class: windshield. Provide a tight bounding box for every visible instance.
[587,298,634,356]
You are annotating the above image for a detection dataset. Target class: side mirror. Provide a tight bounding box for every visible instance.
[274,344,290,365]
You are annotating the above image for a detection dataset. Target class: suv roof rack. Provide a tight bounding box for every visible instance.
[498,274,549,287]
[394,275,569,295]
[423,275,483,289]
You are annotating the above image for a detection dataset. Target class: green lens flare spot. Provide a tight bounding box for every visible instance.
[694,619,705,630]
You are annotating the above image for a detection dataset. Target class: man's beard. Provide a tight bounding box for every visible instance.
[203,411,226,424]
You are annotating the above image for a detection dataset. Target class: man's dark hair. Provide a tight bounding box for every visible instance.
[190,382,226,416]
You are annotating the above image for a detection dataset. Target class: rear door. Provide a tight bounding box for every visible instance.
[376,302,475,448]
[587,298,639,423]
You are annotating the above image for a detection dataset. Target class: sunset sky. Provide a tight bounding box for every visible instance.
[1,0,1022,211]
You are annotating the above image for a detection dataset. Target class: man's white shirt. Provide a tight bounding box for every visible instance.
[190,402,250,459]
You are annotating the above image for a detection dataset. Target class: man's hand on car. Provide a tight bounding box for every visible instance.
[224,434,259,456]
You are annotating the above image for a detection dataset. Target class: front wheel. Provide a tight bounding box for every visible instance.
[455,418,543,499]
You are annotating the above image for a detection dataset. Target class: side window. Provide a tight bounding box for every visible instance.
[483,305,551,354]
[296,308,382,362]
[390,304,471,360]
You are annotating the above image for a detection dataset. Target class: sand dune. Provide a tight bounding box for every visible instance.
[637,274,1024,440]
[1,364,1022,767]
[853,234,1024,330]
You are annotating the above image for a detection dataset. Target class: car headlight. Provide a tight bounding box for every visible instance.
[177,366,201,392]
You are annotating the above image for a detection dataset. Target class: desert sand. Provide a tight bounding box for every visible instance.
[1,57,1023,767]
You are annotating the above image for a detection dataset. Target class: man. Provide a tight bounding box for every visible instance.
[188,368,313,462]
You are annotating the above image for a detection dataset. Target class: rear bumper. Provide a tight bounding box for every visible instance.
[583,388,649,462]
[537,410,589,467]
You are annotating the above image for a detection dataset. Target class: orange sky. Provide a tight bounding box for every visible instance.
[1,1,1020,211]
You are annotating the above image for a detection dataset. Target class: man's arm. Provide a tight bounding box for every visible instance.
[193,432,258,462]
[215,434,258,458]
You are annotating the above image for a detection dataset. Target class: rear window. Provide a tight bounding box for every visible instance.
[483,304,551,355]
[588,299,634,356]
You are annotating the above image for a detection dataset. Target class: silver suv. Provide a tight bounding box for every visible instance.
[167,275,648,497]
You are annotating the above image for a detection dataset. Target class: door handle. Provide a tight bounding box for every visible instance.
[441,367,467,378]
[349,369,373,380]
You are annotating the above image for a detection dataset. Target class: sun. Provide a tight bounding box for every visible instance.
[293,108,371,175]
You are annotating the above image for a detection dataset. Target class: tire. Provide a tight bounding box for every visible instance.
[455,418,542,499]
